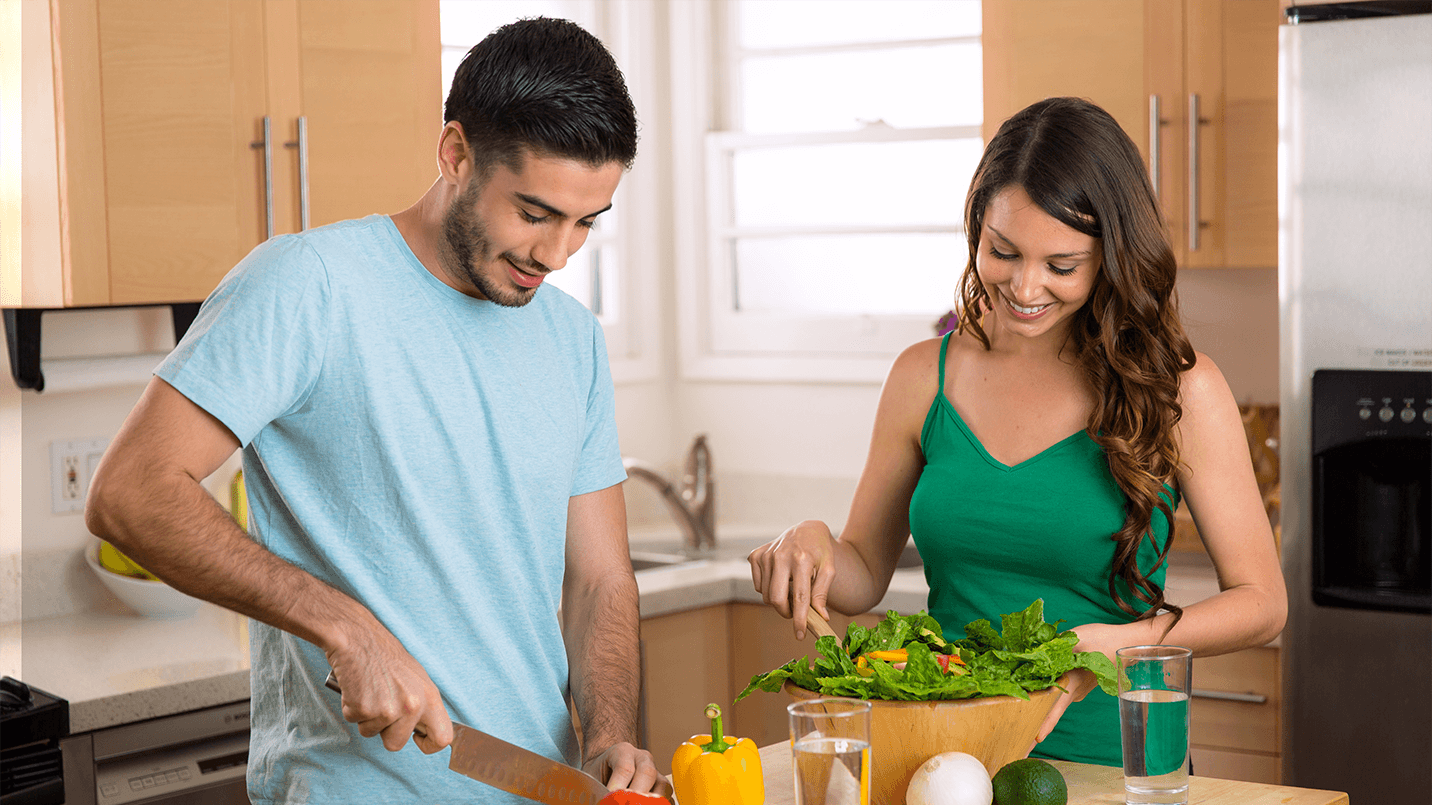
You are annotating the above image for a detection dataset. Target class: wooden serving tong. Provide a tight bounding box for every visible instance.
[805,605,840,640]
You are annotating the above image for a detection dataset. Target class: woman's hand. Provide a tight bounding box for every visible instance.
[748,520,839,640]
[1032,621,1130,750]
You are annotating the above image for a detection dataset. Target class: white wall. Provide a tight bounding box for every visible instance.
[3,308,244,621]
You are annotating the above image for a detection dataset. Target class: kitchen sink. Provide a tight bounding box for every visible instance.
[629,550,694,572]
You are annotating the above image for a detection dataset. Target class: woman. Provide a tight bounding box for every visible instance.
[747,97,1286,767]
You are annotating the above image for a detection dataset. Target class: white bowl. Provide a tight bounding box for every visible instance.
[84,541,202,618]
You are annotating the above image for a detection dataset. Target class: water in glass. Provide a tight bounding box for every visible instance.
[1119,688,1190,804]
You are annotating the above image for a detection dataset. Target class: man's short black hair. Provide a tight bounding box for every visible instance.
[444,17,639,176]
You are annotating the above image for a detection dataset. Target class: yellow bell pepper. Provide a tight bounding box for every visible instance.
[671,703,764,805]
[866,649,907,663]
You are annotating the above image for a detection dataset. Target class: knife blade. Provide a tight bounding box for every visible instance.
[324,671,612,804]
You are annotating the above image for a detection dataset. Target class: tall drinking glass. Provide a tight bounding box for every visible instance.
[787,698,871,805]
[1117,645,1192,805]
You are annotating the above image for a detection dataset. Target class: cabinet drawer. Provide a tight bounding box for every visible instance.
[1190,646,1280,753]
[1190,746,1281,785]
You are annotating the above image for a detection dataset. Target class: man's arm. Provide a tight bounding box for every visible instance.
[562,483,667,793]
[86,377,454,753]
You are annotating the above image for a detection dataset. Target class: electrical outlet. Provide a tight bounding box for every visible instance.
[50,439,109,515]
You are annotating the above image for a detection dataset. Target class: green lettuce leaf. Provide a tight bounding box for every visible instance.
[734,599,1120,703]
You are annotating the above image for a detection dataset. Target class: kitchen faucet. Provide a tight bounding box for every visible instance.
[622,434,715,554]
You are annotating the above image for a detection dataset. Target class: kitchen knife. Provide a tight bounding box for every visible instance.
[324,670,613,804]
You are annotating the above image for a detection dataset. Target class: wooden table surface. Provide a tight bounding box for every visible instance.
[756,742,1350,805]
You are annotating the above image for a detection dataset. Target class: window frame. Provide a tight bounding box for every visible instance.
[672,0,982,383]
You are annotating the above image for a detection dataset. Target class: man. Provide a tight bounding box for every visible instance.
[85,18,665,804]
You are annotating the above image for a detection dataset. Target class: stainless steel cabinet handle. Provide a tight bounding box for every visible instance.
[284,116,310,231]
[1191,688,1268,704]
[1148,94,1162,199]
[1187,93,1202,252]
[250,116,275,240]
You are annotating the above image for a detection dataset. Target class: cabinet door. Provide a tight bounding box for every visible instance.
[56,0,268,305]
[983,1,1149,151]
[639,605,733,776]
[1193,0,1278,268]
[271,0,442,233]
[983,1,1179,253]
[1190,645,1280,753]
[981,0,1277,269]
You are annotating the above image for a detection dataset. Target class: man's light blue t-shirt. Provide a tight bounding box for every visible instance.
[157,215,626,804]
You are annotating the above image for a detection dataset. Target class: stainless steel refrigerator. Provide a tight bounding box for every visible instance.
[1279,3,1432,802]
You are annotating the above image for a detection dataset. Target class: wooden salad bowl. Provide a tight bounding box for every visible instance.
[784,677,1065,805]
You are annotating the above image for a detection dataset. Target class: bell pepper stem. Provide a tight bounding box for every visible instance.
[699,703,733,753]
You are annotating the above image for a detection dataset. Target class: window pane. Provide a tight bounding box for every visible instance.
[733,234,965,315]
[737,0,980,49]
[741,44,981,133]
[731,139,984,229]
[547,244,596,311]
[440,1,594,99]
[546,243,620,320]
[441,0,579,46]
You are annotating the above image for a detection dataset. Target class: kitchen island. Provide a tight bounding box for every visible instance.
[755,742,1349,805]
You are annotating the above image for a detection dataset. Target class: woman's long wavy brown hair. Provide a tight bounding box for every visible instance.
[955,97,1196,631]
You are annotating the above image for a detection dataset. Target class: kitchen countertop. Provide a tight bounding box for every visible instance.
[1,530,1238,736]
[756,742,1349,805]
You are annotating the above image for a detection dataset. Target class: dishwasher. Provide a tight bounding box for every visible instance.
[61,699,250,805]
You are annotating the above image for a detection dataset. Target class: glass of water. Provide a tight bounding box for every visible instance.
[1117,645,1193,805]
[788,698,871,805]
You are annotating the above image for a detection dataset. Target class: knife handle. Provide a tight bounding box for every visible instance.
[324,670,430,739]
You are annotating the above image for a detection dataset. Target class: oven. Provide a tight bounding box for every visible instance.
[60,699,250,805]
[1,677,69,805]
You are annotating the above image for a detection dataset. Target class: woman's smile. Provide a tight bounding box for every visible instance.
[976,186,1100,343]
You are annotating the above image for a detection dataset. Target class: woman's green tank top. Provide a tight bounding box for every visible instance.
[908,332,1177,767]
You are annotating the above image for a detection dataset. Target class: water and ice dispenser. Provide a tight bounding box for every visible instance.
[1311,369,1431,614]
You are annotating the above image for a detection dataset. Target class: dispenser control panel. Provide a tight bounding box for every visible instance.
[1314,369,1432,452]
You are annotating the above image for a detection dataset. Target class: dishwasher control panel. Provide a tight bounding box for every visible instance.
[90,699,250,805]
[95,731,247,804]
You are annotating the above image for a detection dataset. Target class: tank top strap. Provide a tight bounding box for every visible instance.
[937,331,952,391]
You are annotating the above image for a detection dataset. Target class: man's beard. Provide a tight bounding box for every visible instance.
[439,182,539,308]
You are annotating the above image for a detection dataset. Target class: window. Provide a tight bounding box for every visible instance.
[439,0,655,380]
[674,0,984,381]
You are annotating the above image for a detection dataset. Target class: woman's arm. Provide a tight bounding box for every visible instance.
[748,338,941,638]
[1160,351,1288,651]
[1035,354,1287,744]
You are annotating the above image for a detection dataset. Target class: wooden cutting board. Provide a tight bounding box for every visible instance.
[756,742,1349,805]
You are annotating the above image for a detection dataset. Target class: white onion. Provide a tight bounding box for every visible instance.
[904,751,993,805]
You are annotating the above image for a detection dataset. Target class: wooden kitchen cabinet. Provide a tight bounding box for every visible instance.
[638,603,883,774]
[8,0,439,309]
[1190,645,1282,783]
[639,605,734,776]
[983,0,1279,269]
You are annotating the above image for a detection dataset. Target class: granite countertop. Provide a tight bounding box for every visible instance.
[2,529,1236,736]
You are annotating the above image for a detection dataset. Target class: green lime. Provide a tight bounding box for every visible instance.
[991,758,1067,805]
